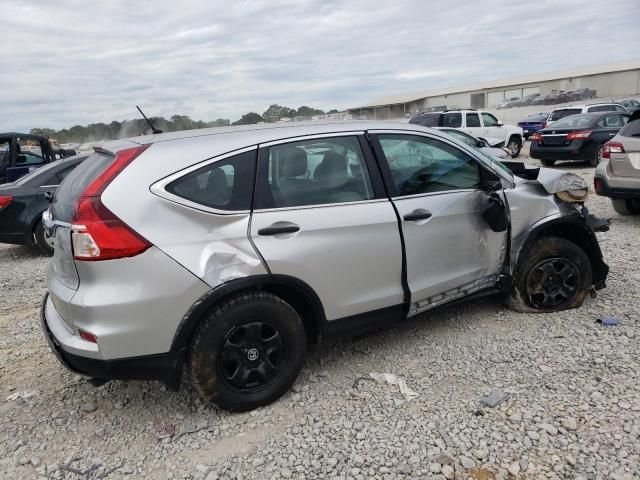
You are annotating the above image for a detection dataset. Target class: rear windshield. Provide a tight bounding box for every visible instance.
[548,114,595,129]
[549,109,581,122]
[524,113,548,122]
[409,113,441,127]
[619,119,640,137]
[51,151,114,222]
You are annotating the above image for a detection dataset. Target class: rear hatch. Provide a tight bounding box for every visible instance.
[609,121,640,177]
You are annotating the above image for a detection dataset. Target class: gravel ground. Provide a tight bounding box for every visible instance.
[0,155,638,480]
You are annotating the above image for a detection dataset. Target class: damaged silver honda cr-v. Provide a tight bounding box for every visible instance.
[41,122,608,411]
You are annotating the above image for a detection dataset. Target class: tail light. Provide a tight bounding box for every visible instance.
[78,329,98,343]
[0,195,12,209]
[602,142,625,159]
[532,132,543,142]
[72,145,151,261]
[566,131,592,141]
[594,177,604,193]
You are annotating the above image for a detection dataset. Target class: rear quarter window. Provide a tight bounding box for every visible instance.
[410,114,441,127]
[165,149,256,211]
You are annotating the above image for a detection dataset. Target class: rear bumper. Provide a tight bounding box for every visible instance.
[41,293,184,389]
[594,175,640,199]
[530,143,592,160]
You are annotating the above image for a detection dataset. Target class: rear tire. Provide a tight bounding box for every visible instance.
[507,136,522,158]
[507,236,592,313]
[540,158,556,167]
[34,220,54,256]
[590,145,604,167]
[189,292,306,412]
[612,198,640,215]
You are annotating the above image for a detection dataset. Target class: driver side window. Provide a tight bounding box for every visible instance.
[378,134,480,196]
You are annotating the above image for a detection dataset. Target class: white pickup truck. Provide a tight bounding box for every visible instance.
[409,109,525,157]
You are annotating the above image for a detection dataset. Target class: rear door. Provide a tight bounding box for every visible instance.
[464,112,483,137]
[370,131,507,315]
[250,133,405,322]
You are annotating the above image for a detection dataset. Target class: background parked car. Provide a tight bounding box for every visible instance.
[510,93,542,107]
[618,98,640,114]
[497,97,520,109]
[436,128,512,159]
[0,133,58,184]
[518,112,549,139]
[594,113,640,215]
[565,88,596,102]
[546,103,628,126]
[409,110,524,157]
[530,111,629,167]
[0,154,88,254]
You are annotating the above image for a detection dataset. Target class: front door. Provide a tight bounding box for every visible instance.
[371,132,507,315]
[250,133,405,322]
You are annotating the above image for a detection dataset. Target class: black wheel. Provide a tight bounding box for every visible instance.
[540,158,556,167]
[34,220,54,256]
[189,292,306,412]
[612,198,640,215]
[590,145,604,167]
[507,236,592,313]
[507,136,522,158]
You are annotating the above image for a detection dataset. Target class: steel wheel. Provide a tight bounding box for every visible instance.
[526,257,580,310]
[218,321,286,392]
[507,137,521,157]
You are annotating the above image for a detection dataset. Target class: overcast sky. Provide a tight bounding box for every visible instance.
[2,0,639,131]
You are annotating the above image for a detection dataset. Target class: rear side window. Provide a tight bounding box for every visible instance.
[410,113,441,127]
[442,113,462,128]
[466,113,481,127]
[51,151,114,222]
[166,150,256,211]
[549,109,580,122]
[618,119,640,137]
[587,105,616,113]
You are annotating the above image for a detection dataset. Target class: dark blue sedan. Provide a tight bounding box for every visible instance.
[518,112,549,139]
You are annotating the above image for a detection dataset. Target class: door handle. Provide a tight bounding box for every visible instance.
[403,210,432,221]
[258,224,300,236]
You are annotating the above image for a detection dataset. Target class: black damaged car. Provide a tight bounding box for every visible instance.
[0,154,88,254]
[530,112,630,167]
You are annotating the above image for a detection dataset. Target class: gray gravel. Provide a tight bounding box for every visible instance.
[0,158,638,479]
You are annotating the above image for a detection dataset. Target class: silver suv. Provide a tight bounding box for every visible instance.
[41,122,608,411]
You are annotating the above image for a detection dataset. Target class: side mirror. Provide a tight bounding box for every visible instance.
[481,179,503,193]
[477,137,489,147]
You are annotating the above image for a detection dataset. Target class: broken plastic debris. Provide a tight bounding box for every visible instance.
[479,390,510,408]
[369,372,420,401]
[536,168,588,194]
[5,391,38,401]
[597,315,620,326]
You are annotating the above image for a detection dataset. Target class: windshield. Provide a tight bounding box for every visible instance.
[524,113,548,122]
[549,109,581,122]
[548,114,595,128]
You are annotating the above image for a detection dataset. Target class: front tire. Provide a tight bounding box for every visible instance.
[612,198,640,215]
[507,136,522,158]
[507,236,592,313]
[34,220,54,256]
[189,292,307,412]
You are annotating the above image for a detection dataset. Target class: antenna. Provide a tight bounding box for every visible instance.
[136,106,163,134]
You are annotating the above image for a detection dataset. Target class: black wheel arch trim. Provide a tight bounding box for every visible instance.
[171,274,327,352]
[515,214,608,289]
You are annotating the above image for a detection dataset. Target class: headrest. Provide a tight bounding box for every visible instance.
[281,147,308,178]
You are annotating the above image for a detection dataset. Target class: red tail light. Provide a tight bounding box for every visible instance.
[566,131,592,141]
[532,132,543,142]
[602,142,625,159]
[78,329,98,343]
[0,195,13,209]
[72,145,151,261]
[594,177,604,193]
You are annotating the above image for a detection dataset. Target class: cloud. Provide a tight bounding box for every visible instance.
[1,0,639,131]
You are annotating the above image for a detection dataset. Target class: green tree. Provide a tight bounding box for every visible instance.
[262,104,296,122]
[232,112,264,125]
[296,106,325,117]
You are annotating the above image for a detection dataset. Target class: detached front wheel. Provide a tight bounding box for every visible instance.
[189,292,306,412]
[507,236,592,312]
